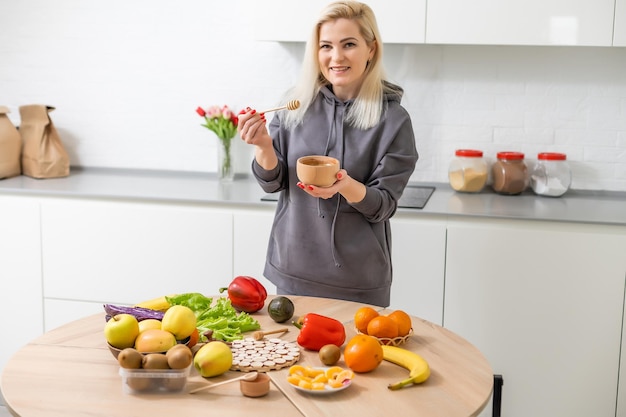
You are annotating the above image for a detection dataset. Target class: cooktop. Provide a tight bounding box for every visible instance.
[261,185,435,209]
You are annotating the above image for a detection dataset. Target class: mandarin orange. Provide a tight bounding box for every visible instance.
[387,310,412,337]
[354,306,379,334]
[366,315,399,339]
[343,334,384,373]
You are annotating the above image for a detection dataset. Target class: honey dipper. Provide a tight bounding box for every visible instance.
[261,99,300,113]
[252,327,289,341]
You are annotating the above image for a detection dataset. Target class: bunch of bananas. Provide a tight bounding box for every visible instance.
[382,345,430,390]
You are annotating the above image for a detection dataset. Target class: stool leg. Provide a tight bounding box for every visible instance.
[493,374,503,417]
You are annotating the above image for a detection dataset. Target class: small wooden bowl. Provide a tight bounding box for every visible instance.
[296,156,340,187]
[240,372,271,397]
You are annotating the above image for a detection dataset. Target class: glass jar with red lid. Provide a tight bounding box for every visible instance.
[448,149,488,193]
[530,152,571,197]
[491,151,528,195]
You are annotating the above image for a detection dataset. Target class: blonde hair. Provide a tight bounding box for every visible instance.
[282,1,393,130]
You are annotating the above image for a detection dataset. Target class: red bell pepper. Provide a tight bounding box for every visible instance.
[219,276,267,313]
[293,313,346,351]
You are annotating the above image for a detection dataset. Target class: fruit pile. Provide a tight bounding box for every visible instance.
[104,305,198,352]
[354,307,413,342]
[118,344,193,370]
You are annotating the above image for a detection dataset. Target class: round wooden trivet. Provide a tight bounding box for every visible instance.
[230,337,300,372]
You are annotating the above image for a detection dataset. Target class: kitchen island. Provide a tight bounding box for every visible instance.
[0,295,493,417]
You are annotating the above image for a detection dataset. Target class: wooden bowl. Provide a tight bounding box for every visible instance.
[240,372,270,397]
[296,156,340,187]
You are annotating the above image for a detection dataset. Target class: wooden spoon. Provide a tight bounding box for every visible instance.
[189,372,259,394]
[253,327,289,341]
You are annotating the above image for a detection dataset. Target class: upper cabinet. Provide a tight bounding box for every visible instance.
[426,0,616,46]
[253,0,426,44]
[615,0,626,46]
[254,0,624,47]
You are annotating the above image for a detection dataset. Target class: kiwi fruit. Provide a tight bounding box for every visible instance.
[126,377,153,392]
[118,348,143,369]
[166,344,193,369]
[142,353,170,370]
[319,344,341,366]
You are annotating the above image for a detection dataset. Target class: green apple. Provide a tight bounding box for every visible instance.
[104,314,140,349]
[193,341,233,377]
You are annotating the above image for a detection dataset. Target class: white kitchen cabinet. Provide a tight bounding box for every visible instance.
[444,218,626,417]
[40,199,233,327]
[232,208,277,294]
[253,0,426,44]
[615,0,626,46]
[427,0,615,46]
[0,196,43,374]
[390,214,446,325]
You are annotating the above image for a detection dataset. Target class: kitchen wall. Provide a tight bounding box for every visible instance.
[1,0,625,191]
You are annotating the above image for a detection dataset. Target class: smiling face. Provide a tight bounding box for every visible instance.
[318,18,375,101]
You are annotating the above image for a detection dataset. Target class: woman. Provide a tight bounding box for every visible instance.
[238,1,418,307]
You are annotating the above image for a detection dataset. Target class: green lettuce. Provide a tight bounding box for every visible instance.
[166,293,260,342]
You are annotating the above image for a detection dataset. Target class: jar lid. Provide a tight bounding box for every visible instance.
[496,151,525,160]
[455,149,483,157]
[538,152,567,161]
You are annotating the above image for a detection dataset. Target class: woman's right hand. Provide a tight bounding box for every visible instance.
[238,108,272,149]
[238,108,278,170]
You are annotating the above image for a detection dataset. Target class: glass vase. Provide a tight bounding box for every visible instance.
[217,137,235,182]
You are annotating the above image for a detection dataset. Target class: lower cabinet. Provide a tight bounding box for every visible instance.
[232,208,277,293]
[390,214,447,325]
[40,199,234,327]
[0,196,43,375]
[444,218,626,417]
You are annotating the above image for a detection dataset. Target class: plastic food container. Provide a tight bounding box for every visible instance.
[119,366,190,394]
[491,152,528,195]
[448,149,488,193]
[530,152,571,197]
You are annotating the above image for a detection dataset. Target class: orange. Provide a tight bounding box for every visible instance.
[354,306,379,334]
[366,315,399,339]
[343,334,384,373]
[387,310,412,337]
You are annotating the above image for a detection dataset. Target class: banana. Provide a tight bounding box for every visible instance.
[134,295,174,311]
[381,345,430,390]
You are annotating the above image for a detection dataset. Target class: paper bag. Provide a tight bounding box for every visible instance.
[19,104,70,179]
[0,105,22,179]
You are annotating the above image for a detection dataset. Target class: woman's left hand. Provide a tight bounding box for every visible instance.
[297,169,348,199]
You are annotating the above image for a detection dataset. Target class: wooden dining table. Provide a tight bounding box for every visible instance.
[1,295,493,417]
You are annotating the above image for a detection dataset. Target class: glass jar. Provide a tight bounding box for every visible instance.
[491,151,528,195]
[448,149,488,193]
[530,152,571,197]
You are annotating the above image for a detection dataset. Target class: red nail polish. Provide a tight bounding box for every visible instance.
[260,113,265,117]
[308,186,314,191]
[297,182,304,189]
[251,110,256,115]
[337,173,343,179]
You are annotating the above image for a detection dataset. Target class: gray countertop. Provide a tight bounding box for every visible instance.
[1,167,625,226]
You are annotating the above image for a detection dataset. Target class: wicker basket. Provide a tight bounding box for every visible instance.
[356,328,413,346]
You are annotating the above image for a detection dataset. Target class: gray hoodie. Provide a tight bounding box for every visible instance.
[252,83,418,307]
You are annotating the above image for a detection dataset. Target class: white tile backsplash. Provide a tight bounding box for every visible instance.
[1,1,625,191]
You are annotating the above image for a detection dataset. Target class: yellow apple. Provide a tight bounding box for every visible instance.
[104,314,140,349]
[138,319,162,333]
[161,305,197,340]
[193,341,233,377]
